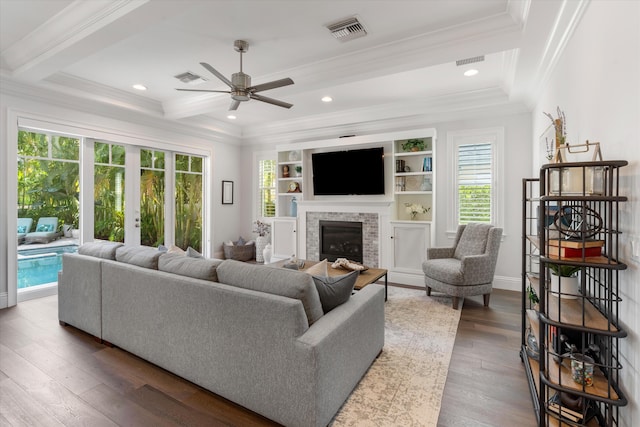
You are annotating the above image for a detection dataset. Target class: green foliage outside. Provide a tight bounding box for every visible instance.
[17,131,79,230]
[19,133,203,250]
[175,155,203,252]
[459,184,491,224]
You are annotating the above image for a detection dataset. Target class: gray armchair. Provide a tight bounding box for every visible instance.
[422,223,503,309]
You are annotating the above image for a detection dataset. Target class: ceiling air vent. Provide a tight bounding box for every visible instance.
[456,56,485,66]
[326,17,367,42]
[174,71,206,85]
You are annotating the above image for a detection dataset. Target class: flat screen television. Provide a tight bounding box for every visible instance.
[312,147,385,195]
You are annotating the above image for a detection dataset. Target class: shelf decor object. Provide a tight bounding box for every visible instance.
[521,159,629,426]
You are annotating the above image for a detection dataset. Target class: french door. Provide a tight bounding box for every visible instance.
[87,140,171,247]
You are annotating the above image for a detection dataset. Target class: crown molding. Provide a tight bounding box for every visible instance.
[241,89,530,146]
[0,75,243,144]
[524,0,590,108]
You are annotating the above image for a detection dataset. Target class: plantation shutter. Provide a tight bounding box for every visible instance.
[457,142,492,224]
[258,159,276,217]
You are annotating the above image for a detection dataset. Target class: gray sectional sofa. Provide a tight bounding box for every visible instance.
[58,242,385,427]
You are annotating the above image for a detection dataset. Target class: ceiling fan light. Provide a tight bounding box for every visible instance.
[321,96,333,102]
[227,115,236,120]
[132,84,147,91]
[464,69,479,77]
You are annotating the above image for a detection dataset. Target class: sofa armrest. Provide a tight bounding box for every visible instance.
[427,247,455,259]
[58,253,103,338]
[296,284,385,426]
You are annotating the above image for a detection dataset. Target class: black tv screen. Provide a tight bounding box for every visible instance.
[312,147,385,195]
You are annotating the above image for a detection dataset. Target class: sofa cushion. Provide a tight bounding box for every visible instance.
[454,223,492,260]
[158,253,222,281]
[115,245,162,269]
[312,270,358,313]
[216,260,324,325]
[78,241,124,260]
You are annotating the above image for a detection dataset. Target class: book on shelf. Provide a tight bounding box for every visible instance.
[548,239,605,249]
[548,245,602,258]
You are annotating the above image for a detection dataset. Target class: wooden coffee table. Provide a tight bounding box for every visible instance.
[270,259,388,301]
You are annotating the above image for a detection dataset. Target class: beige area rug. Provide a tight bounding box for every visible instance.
[331,286,462,427]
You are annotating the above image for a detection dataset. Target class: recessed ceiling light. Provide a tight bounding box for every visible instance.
[132,84,147,91]
[227,115,237,120]
[321,96,333,102]
[463,69,479,77]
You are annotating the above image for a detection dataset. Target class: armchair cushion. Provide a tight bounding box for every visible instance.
[454,223,493,260]
[427,247,455,260]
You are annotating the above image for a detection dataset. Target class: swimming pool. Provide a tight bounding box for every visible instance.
[18,245,78,289]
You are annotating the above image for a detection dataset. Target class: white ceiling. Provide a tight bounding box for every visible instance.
[0,0,575,140]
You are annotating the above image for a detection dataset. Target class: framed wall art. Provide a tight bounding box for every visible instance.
[222,180,234,204]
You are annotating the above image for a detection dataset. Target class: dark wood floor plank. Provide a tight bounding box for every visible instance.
[126,384,230,427]
[0,377,65,427]
[181,389,279,427]
[80,383,184,427]
[92,347,201,402]
[15,342,103,395]
[438,289,537,426]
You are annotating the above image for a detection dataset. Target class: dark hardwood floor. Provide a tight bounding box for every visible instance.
[0,288,536,426]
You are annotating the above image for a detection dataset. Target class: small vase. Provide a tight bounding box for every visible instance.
[288,151,298,161]
[255,235,268,263]
[550,274,579,299]
[263,244,272,264]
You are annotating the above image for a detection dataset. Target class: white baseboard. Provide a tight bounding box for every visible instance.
[17,283,58,303]
[493,275,521,292]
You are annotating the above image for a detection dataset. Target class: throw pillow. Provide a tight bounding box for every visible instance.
[312,270,358,313]
[306,259,328,277]
[167,245,185,255]
[17,225,27,233]
[37,224,50,232]
[186,246,204,258]
[157,244,168,253]
[236,236,246,246]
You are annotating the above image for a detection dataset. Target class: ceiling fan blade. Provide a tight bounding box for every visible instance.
[249,78,294,93]
[200,62,234,89]
[175,89,231,93]
[250,93,293,109]
[229,100,241,111]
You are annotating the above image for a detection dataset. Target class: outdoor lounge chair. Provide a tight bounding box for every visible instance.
[24,217,59,244]
[17,218,33,244]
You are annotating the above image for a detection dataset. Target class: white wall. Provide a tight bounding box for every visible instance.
[532,1,640,425]
[433,113,532,291]
[0,92,243,306]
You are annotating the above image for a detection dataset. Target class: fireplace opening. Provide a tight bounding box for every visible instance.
[319,220,363,263]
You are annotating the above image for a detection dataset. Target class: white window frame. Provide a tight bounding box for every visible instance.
[446,127,504,238]
[254,150,277,221]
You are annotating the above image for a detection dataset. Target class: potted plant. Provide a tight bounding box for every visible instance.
[294,165,302,177]
[548,263,581,299]
[527,284,539,309]
[401,139,425,152]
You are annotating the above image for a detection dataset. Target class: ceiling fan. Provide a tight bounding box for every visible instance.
[176,40,294,111]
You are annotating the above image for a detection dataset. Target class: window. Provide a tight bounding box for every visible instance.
[175,154,204,252]
[258,158,276,218]
[457,143,492,223]
[447,128,504,232]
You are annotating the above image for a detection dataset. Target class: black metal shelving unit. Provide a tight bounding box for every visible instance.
[522,161,628,426]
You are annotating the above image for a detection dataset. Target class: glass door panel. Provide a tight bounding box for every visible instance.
[140,149,166,247]
[175,154,203,252]
[94,142,125,242]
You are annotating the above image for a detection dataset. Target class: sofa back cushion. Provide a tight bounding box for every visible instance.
[158,253,222,282]
[216,260,324,325]
[79,241,124,260]
[454,223,493,260]
[115,245,162,269]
